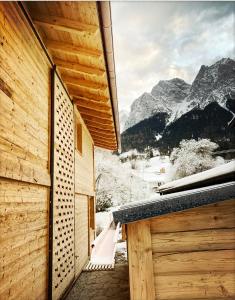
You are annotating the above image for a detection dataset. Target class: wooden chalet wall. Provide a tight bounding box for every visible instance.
[0,3,51,299]
[74,106,94,197]
[127,199,235,300]
[0,2,96,299]
[74,105,95,277]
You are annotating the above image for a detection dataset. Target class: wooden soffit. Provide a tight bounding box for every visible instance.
[24,1,120,151]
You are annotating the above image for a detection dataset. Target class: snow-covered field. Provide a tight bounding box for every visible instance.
[123,155,173,184]
[95,152,173,233]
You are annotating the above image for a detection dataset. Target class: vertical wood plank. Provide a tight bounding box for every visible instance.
[52,73,75,300]
[74,194,89,277]
[127,220,155,300]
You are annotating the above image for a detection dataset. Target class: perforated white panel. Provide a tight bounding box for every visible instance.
[52,73,75,300]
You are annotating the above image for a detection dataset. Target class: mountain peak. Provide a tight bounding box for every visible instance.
[215,57,233,65]
[124,57,235,131]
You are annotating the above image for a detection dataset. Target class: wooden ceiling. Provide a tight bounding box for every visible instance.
[25,1,119,151]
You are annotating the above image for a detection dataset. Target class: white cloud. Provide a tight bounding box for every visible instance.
[111,1,235,112]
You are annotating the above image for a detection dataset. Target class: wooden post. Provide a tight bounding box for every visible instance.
[127,220,156,300]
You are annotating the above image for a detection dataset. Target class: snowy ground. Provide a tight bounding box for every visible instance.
[96,154,173,232]
[123,155,173,185]
[95,152,174,260]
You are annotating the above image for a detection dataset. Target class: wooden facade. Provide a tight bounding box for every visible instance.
[0,2,119,299]
[125,199,235,300]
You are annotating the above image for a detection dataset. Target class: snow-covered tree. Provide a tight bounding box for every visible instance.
[95,149,151,211]
[170,139,219,179]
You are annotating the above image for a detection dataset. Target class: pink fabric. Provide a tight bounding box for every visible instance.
[91,224,116,265]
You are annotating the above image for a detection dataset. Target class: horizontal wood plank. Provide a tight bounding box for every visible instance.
[46,39,102,58]
[150,199,235,234]
[155,272,235,300]
[54,58,105,76]
[152,228,235,253]
[63,75,107,91]
[33,15,98,34]
[153,250,235,275]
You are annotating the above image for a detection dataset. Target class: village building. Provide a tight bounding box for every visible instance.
[0,2,120,299]
[113,164,235,300]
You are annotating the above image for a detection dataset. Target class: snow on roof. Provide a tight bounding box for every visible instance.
[113,181,235,224]
[159,161,235,194]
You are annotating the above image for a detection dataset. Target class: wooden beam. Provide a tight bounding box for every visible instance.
[94,140,117,148]
[69,86,109,102]
[93,135,116,143]
[84,119,115,130]
[63,75,107,91]
[74,97,110,111]
[82,115,113,126]
[78,108,112,120]
[45,39,102,58]
[33,15,98,34]
[77,104,112,116]
[95,143,116,150]
[93,138,117,146]
[91,133,115,142]
[122,225,127,241]
[127,221,155,300]
[87,124,115,134]
[93,139,116,147]
[54,58,105,76]
[89,129,115,138]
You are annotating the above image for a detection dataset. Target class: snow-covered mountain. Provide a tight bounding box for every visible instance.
[171,58,235,121]
[124,93,166,130]
[121,58,235,153]
[124,78,191,130]
[124,58,235,130]
[119,110,129,133]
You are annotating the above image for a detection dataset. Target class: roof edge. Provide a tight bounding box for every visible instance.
[159,161,235,195]
[97,1,121,152]
[113,181,235,224]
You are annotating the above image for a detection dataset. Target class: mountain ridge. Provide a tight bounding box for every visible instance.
[123,57,235,131]
[121,57,235,153]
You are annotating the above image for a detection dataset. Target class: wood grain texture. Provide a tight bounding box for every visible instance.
[150,200,235,300]
[150,199,235,234]
[74,106,95,196]
[0,3,50,299]
[52,73,75,300]
[0,178,48,300]
[25,1,118,150]
[127,220,155,300]
[152,228,235,253]
[155,273,235,300]
[74,194,89,277]
[153,250,235,274]
[45,39,102,58]
[0,3,51,186]
[33,15,98,34]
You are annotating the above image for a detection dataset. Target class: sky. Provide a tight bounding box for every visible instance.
[111,1,235,112]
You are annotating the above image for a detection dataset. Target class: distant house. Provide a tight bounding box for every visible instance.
[113,163,235,300]
[0,2,120,299]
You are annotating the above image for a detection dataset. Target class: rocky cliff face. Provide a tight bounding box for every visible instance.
[173,58,235,120]
[119,110,129,133]
[124,78,191,130]
[123,58,235,130]
[121,58,235,152]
